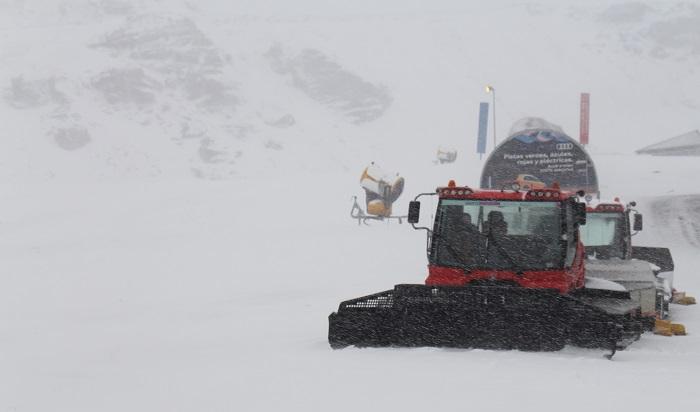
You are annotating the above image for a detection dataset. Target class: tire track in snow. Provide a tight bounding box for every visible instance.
[650,194,700,249]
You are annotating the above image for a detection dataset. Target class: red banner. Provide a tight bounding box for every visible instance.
[580,93,590,145]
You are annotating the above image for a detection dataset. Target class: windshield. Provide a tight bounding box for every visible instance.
[431,199,564,271]
[579,212,626,258]
[580,213,624,247]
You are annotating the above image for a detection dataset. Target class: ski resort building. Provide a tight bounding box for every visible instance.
[636,130,700,156]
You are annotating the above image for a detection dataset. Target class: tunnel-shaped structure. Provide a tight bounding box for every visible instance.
[480,128,598,195]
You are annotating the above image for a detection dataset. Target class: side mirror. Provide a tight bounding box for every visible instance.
[633,214,643,231]
[573,202,586,226]
[408,201,421,224]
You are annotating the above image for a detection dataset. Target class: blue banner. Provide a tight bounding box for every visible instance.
[477,102,489,154]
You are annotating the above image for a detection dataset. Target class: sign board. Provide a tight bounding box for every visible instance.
[477,102,489,154]
[580,93,590,145]
[480,129,598,195]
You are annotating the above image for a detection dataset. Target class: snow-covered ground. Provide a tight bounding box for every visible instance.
[3,160,700,412]
[2,1,700,411]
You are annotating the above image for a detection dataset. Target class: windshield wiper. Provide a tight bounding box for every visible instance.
[485,233,526,275]
[433,231,479,271]
[443,241,476,271]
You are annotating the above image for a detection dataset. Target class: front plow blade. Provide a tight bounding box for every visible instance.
[631,246,674,273]
[329,285,641,353]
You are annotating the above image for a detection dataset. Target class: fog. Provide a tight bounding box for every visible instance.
[1,1,699,411]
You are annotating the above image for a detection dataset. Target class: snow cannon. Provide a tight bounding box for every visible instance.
[436,147,457,164]
[350,163,406,224]
[331,181,645,358]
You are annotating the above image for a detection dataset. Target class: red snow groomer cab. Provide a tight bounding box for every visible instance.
[580,199,691,335]
[329,182,644,357]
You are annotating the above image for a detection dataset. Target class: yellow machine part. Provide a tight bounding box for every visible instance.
[360,167,374,184]
[671,323,687,336]
[654,319,688,336]
[367,199,391,217]
[672,291,697,305]
[654,320,673,336]
[676,296,697,305]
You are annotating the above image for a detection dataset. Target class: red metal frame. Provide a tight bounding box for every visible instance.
[425,241,585,294]
[437,186,571,202]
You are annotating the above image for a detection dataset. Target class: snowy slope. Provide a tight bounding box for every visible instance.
[2,0,700,180]
[2,1,700,411]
